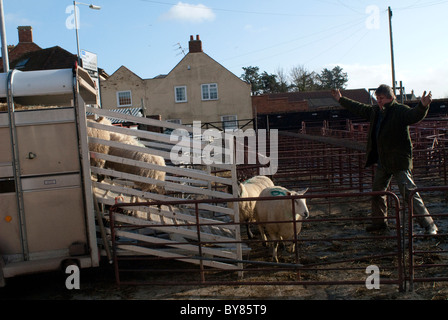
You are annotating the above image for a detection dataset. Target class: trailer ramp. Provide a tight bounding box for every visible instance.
[86,107,244,271]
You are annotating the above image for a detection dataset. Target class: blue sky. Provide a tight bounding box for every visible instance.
[3,0,448,98]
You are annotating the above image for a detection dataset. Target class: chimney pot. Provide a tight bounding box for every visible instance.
[188,34,202,53]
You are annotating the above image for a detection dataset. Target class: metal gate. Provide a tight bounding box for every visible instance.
[108,191,405,292]
[408,186,448,290]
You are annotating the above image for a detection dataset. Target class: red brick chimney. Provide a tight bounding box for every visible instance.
[188,35,202,53]
[18,26,33,43]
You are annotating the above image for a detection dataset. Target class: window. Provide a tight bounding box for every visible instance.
[164,119,182,135]
[201,83,218,100]
[221,115,238,131]
[14,58,30,70]
[166,119,182,124]
[117,91,132,107]
[175,86,187,103]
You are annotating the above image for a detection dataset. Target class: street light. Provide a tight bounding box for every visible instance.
[73,1,101,66]
[0,0,9,72]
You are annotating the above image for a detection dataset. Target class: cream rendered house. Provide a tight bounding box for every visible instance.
[100,35,253,130]
[99,65,147,116]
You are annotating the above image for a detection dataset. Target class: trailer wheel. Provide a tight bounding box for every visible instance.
[0,255,5,287]
[60,259,80,273]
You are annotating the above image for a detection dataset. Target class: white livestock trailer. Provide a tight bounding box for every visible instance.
[0,66,99,286]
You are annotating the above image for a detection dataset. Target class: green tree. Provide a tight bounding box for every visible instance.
[317,66,348,90]
[260,71,280,94]
[241,66,262,95]
[241,64,349,94]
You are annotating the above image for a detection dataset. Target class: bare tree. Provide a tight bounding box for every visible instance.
[289,65,318,92]
[274,67,291,92]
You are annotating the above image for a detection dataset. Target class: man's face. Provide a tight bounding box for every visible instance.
[376,94,393,109]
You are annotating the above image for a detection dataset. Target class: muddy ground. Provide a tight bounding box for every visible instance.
[1,191,447,301]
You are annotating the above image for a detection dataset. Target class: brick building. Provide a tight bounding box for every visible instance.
[0,26,42,72]
[254,89,373,130]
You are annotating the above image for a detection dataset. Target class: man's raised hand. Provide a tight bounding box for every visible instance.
[331,89,342,102]
[421,91,432,107]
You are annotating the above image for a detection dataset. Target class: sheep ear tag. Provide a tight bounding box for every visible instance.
[270,189,286,197]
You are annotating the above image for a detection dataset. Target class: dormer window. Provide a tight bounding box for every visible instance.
[14,58,29,70]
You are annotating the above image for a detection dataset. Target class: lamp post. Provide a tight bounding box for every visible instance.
[73,1,101,66]
[0,0,9,72]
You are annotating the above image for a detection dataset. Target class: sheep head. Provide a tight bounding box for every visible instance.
[287,189,309,219]
[237,182,247,197]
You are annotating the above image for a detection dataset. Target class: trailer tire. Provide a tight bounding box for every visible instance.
[60,259,80,274]
[0,255,5,287]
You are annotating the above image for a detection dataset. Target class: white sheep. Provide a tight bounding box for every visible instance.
[86,117,113,181]
[106,131,166,195]
[254,186,309,262]
[237,175,274,239]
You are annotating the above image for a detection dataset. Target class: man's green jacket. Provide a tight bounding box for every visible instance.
[338,97,429,173]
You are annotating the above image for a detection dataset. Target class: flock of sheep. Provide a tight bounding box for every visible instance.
[86,117,166,195]
[87,117,309,262]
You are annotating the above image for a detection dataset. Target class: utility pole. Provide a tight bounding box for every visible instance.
[388,6,396,96]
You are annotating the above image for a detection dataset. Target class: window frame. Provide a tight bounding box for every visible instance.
[174,86,188,103]
[201,83,218,101]
[166,119,182,124]
[116,90,132,107]
[221,114,238,131]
